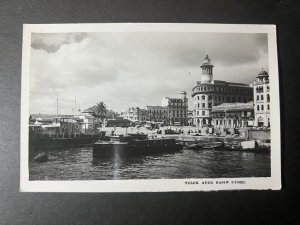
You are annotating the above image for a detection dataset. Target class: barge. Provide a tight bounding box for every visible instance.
[93,134,183,157]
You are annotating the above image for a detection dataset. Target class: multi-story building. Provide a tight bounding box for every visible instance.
[192,54,253,127]
[122,107,148,123]
[211,102,254,129]
[161,91,188,125]
[253,69,270,127]
[146,106,168,123]
[187,110,193,126]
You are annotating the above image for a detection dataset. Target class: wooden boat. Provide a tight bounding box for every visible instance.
[186,142,203,150]
[93,135,183,157]
[201,142,224,151]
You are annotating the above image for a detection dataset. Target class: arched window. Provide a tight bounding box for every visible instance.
[202,95,205,100]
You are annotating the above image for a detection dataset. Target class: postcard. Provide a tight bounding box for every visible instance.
[20,23,281,192]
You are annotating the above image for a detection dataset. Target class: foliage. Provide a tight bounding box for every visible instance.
[92,101,107,121]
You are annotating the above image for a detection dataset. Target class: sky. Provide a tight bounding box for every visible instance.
[29,32,268,114]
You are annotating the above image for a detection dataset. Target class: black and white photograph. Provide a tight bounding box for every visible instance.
[20,23,281,192]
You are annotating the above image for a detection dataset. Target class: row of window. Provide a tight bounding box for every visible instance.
[196,111,206,116]
[196,103,212,109]
[212,111,253,118]
[194,86,252,94]
[214,119,250,126]
[195,95,252,103]
[202,68,213,75]
[148,110,167,113]
[256,85,270,93]
[256,104,270,111]
[256,94,270,102]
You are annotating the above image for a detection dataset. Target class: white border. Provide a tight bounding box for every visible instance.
[20,23,281,192]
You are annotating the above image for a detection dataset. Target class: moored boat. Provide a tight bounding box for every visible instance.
[93,134,183,157]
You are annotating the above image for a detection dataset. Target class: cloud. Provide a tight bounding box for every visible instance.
[29,32,268,114]
[31,33,87,52]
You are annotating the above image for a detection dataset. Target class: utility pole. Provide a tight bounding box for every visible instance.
[56,98,58,116]
[74,95,77,116]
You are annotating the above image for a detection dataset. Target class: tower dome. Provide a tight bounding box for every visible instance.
[200,54,214,83]
[257,68,269,78]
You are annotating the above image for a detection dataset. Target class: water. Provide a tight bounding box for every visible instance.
[29,147,270,180]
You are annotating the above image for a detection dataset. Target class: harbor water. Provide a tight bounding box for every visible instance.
[29,146,271,180]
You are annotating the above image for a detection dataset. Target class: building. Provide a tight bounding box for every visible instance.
[187,110,193,126]
[192,54,253,127]
[29,115,100,138]
[211,102,254,129]
[146,106,168,123]
[253,69,270,127]
[162,91,188,125]
[122,107,148,123]
[106,119,131,127]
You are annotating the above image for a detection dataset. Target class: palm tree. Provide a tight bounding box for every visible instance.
[93,101,107,123]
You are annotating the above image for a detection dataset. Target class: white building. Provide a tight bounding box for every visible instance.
[192,54,253,127]
[253,69,270,127]
[161,91,188,125]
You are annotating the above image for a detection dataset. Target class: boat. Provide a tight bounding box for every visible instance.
[93,134,183,157]
[223,141,270,154]
[186,142,203,150]
[201,142,224,151]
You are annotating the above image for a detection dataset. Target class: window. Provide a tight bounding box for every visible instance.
[197,111,199,115]
[261,95,264,100]
[198,103,199,108]
[202,103,205,108]
[267,104,270,110]
[197,96,199,100]
[257,105,259,111]
[267,94,270,102]
[208,103,212,108]
[202,111,205,116]
[202,95,205,100]
[261,105,264,111]
[208,95,212,100]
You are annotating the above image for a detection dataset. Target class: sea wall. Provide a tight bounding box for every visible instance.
[247,129,270,141]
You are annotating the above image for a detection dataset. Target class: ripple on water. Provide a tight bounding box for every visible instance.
[29,147,271,180]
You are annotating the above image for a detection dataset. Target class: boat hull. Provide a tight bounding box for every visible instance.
[93,138,183,157]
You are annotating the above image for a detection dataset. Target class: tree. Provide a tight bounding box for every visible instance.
[92,101,107,122]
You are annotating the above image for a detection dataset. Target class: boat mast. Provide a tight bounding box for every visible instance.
[56,98,58,116]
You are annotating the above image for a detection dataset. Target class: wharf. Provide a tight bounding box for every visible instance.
[155,134,247,143]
